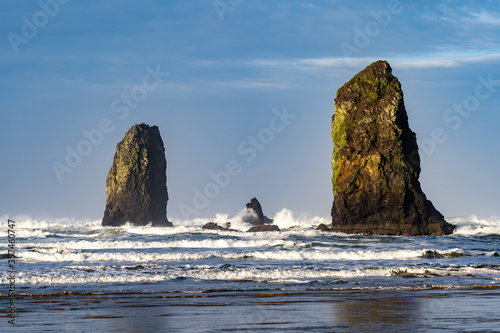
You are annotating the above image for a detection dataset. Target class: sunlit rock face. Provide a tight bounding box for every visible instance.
[331,61,455,236]
[102,123,172,227]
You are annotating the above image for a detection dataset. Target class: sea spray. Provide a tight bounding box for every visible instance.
[2,213,499,295]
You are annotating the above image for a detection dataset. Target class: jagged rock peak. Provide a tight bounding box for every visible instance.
[330,60,455,236]
[242,197,273,226]
[102,123,172,227]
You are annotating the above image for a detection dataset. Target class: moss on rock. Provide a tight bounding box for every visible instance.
[102,123,172,227]
[330,61,455,236]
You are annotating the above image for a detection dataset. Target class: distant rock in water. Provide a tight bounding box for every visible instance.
[242,197,273,225]
[247,225,280,232]
[202,222,235,231]
[316,224,330,232]
[330,61,455,236]
[102,123,172,227]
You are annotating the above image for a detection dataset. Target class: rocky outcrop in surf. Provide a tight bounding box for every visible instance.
[202,222,235,231]
[102,123,172,227]
[242,197,273,226]
[316,224,330,232]
[247,225,280,232]
[330,61,455,236]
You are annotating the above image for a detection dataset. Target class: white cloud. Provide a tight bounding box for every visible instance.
[215,79,294,90]
[288,53,500,70]
[297,58,371,68]
[467,11,500,25]
[392,53,500,69]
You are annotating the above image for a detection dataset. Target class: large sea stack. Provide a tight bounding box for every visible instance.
[331,61,455,236]
[102,123,172,227]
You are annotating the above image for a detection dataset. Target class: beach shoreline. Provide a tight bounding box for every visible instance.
[2,287,499,332]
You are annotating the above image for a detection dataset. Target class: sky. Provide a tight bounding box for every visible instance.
[1,0,500,222]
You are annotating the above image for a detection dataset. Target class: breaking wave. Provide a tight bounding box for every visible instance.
[1,212,499,294]
[448,216,500,236]
[15,264,500,286]
[18,247,475,263]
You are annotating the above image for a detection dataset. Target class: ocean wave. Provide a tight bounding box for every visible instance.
[0,210,327,239]
[18,238,305,251]
[421,250,468,259]
[0,215,101,229]
[3,214,500,237]
[0,215,101,238]
[12,264,500,286]
[449,216,500,236]
[16,248,475,263]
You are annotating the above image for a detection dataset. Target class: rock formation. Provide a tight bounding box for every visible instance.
[242,197,273,225]
[202,222,235,231]
[247,225,280,232]
[330,61,455,236]
[316,224,330,232]
[102,123,172,227]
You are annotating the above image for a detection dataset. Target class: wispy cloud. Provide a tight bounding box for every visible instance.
[297,58,371,68]
[214,79,295,90]
[392,53,500,69]
[467,11,500,25]
[289,53,500,70]
[186,51,500,82]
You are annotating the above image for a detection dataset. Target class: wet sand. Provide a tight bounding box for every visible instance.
[2,288,500,332]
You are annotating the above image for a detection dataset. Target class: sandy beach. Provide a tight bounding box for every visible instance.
[2,287,499,332]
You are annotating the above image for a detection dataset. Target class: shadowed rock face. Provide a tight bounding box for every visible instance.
[316,224,330,232]
[331,61,455,236]
[202,222,235,231]
[247,224,280,232]
[102,123,172,227]
[242,197,273,225]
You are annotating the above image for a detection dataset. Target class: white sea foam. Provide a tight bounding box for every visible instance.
[272,208,329,230]
[19,238,303,251]
[0,215,100,229]
[16,267,385,285]
[449,216,500,236]
[15,264,499,286]
[17,248,468,263]
[172,210,252,231]
[3,213,499,295]
[136,209,329,232]
[4,214,499,237]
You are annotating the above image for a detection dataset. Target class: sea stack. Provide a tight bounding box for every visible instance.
[331,61,455,236]
[242,197,273,225]
[102,123,172,227]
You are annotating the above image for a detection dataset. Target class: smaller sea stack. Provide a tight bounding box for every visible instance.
[242,197,273,225]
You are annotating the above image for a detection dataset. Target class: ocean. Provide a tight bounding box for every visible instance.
[2,211,500,332]
[3,211,500,294]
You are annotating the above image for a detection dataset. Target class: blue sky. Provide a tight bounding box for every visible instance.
[1,0,500,221]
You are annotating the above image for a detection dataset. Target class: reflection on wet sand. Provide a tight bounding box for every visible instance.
[5,289,500,332]
[333,294,419,330]
[105,302,170,332]
[332,290,500,332]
